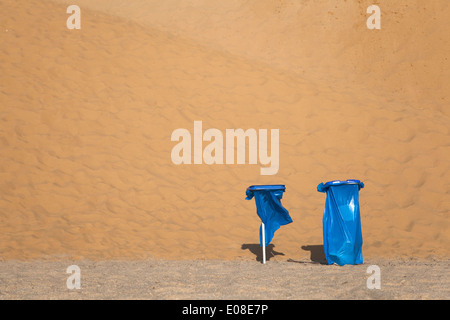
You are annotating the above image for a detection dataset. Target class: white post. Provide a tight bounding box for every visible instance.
[261,222,266,264]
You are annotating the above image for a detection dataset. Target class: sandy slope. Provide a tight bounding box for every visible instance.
[0,0,448,261]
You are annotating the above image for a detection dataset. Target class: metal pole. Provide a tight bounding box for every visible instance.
[261,222,266,264]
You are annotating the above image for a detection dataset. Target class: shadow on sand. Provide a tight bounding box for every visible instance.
[287,244,328,264]
[242,243,329,265]
[241,243,285,263]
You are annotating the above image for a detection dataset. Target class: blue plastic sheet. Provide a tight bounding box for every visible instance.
[317,180,364,266]
[246,185,293,247]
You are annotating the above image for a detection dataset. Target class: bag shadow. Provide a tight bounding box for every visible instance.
[241,243,285,262]
[300,245,328,264]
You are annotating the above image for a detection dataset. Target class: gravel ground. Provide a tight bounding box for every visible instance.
[0,258,448,300]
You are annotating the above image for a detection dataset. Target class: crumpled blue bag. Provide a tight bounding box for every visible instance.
[317,180,364,266]
[246,185,293,247]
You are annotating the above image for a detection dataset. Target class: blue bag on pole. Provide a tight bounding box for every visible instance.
[317,179,364,266]
[245,185,293,247]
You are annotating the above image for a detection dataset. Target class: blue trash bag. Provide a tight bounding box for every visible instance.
[317,179,364,266]
[246,185,293,247]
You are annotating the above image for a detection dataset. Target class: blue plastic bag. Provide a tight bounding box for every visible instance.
[317,180,364,266]
[246,185,293,247]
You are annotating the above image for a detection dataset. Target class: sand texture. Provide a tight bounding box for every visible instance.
[0,0,449,262]
[1,259,449,300]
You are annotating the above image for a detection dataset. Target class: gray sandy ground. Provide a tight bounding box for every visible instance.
[0,258,448,300]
